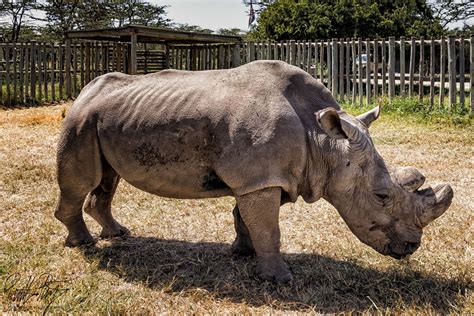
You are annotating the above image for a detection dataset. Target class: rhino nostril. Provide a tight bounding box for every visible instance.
[404,241,420,253]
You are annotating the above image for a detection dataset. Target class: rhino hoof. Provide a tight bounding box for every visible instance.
[231,242,256,257]
[65,234,96,247]
[99,224,130,239]
[258,270,294,284]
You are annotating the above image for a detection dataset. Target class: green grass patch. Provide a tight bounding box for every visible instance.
[342,96,472,128]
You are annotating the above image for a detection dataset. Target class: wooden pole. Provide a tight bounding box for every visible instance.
[85,42,91,83]
[470,34,474,117]
[439,37,446,109]
[366,38,371,105]
[459,36,465,110]
[429,37,435,110]
[65,39,71,99]
[351,38,356,104]
[339,39,344,101]
[51,43,56,102]
[327,39,332,90]
[289,40,296,65]
[130,32,137,74]
[419,36,424,102]
[13,43,17,105]
[358,38,363,107]
[232,43,240,67]
[374,38,379,99]
[320,41,324,84]
[314,41,319,79]
[332,38,338,97]
[345,38,350,98]
[381,38,386,96]
[19,43,24,103]
[409,38,415,97]
[448,35,456,109]
[6,43,11,105]
[400,36,405,96]
[30,40,36,102]
[389,36,395,102]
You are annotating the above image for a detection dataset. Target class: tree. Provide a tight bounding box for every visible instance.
[173,23,214,34]
[0,0,38,42]
[430,0,474,29]
[33,0,82,41]
[109,0,170,27]
[249,0,445,40]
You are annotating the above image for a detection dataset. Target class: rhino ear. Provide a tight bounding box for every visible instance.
[357,106,380,128]
[315,108,348,140]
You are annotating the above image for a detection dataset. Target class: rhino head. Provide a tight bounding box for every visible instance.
[316,106,453,259]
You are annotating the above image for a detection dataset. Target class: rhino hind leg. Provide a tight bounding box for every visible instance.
[84,159,130,239]
[236,187,293,283]
[231,205,255,256]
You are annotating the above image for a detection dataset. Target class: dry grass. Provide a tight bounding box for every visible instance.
[0,103,472,314]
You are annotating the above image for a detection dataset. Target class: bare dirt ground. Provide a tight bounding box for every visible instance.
[0,103,472,314]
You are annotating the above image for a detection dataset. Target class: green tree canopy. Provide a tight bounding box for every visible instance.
[250,0,445,40]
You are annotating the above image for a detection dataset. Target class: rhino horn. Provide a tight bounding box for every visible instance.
[391,166,426,192]
[357,105,381,127]
[417,184,454,227]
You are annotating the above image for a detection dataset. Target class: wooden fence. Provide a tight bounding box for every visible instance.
[1,36,473,116]
[242,36,473,113]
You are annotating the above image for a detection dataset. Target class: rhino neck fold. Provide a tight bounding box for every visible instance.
[300,130,343,204]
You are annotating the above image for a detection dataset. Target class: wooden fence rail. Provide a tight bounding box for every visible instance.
[1,36,473,117]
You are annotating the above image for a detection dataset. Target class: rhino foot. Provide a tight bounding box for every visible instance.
[231,238,256,257]
[99,222,130,239]
[257,255,293,283]
[65,232,96,247]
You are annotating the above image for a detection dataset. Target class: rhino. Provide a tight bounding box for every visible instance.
[55,60,453,282]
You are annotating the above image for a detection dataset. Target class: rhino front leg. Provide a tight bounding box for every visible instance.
[84,163,129,239]
[236,187,293,283]
[231,204,255,256]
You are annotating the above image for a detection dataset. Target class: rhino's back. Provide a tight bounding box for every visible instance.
[67,61,338,200]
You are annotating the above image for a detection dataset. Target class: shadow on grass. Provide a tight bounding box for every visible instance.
[81,237,470,313]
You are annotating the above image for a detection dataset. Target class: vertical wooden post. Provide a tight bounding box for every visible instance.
[339,39,344,101]
[389,36,395,102]
[24,44,29,100]
[73,43,78,96]
[320,41,324,84]
[13,43,17,105]
[366,39,371,105]
[314,41,319,79]
[30,40,36,101]
[85,42,91,83]
[289,40,296,65]
[419,36,425,101]
[327,40,332,90]
[448,35,456,109]
[42,42,47,100]
[6,43,11,105]
[307,41,312,73]
[345,38,350,97]
[130,32,137,74]
[439,37,446,109]
[470,34,474,117]
[232,43,240,67]
[459,36,465,110]
[332,38,338,96]
[374,38,379,99]
[0,44,3,104]
[381,38,386,96]
[65,39,71,99]
[400,36,405,96]
[351,38,356,104]
[51,43,56,102]
[429,38,435,110]
[409,38,415,97]
[19,43,24,103]
[358,38,363,107]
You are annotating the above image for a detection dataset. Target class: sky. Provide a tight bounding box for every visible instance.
[157,0,251,31]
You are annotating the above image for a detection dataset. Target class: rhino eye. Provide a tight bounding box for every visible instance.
[375,193,389,201]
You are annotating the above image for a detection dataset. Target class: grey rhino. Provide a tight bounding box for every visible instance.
[56,60,453,282]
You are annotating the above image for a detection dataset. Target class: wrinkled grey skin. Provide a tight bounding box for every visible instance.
[56,60,453,283]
